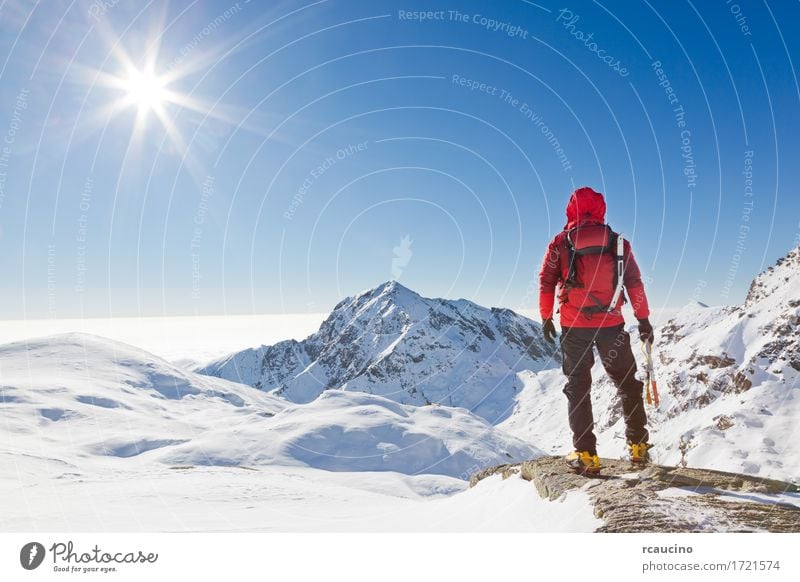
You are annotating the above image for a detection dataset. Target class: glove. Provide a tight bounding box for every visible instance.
[542,318,558,344]
[638,318,654,344]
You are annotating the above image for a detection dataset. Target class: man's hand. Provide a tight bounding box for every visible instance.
[638,318,654,344]
[542,318,558,344]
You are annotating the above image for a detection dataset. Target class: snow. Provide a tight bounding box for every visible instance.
[0,332,566,531]
[0,465,600,532]
[500,364,800,482]
[498,369,574,457]
[0,333,536,480]
[158,389,542,476]
[657,486,800,509]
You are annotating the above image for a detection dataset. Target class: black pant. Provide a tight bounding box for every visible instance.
[560,325,649,454]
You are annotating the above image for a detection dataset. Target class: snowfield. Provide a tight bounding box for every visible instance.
[0,333,559,531]
[0,463,600,532]
[0,333,536,479]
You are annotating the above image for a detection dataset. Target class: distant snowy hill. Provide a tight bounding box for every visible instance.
[0,333,538,479]
[501,246,800,482]
[198,281,558,423]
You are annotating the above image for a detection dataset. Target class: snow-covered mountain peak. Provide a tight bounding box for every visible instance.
[353,279,421,305]
[744,245,800,309]
[321,280,429,339]
[656,247,800,401]
[199,283,559,422]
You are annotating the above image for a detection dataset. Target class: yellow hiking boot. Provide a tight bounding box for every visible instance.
[565,451,601,475]
[629,442,651,464]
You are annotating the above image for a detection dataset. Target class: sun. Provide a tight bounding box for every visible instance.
[78,17,261,172]
[121,68,167,114]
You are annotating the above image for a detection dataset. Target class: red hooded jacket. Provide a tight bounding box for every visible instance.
[538,187,650,328]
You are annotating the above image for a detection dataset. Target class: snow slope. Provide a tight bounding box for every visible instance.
[0,333,538,479]
[0,464,600,532]
[198,280,558,423]
[500,246,800,483]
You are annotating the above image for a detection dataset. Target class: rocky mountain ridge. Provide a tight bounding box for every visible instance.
[199,281,558,423]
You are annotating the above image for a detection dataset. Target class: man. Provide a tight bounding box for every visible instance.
[538,186,653,474]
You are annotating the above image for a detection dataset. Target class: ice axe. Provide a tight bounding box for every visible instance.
[641,338,660,407]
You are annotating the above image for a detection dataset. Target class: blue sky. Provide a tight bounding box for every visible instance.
[0,0,798,319]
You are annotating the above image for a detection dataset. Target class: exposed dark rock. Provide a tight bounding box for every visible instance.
[733,371,753,392]
[714,414,735,430]
[697,354,736,369]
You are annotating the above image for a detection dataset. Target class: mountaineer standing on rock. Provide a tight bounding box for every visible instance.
[538,186,653,474]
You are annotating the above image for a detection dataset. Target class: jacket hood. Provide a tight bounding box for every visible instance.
[565,187,606,229]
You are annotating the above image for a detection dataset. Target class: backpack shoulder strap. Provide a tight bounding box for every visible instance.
[561,229,579,288]
[607,232,625,311]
